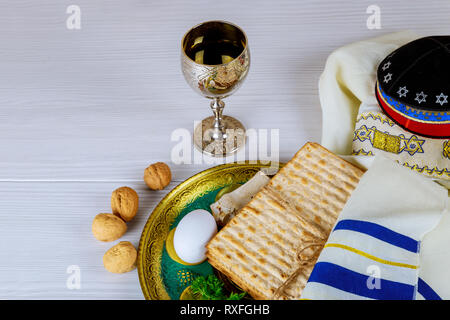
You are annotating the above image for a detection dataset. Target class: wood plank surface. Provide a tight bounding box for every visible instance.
[0,0,449,299]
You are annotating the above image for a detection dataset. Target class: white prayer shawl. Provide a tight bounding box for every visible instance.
[317,31,450,299]
[319,31,419,155]
[301,156,448,300]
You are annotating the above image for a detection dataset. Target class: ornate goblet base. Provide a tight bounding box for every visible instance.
[193,115,246,157]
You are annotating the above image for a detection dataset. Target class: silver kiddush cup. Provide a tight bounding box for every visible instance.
[181,21,250,157]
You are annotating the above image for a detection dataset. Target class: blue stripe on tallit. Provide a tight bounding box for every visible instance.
[333,219,419,253]
[308,262,415,300]
[418,278,442,300]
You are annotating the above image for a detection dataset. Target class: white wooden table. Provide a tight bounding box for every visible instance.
[0,0,449,299]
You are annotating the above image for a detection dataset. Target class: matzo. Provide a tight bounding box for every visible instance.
[205,142,364,299]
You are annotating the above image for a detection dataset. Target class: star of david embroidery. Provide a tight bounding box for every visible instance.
[400,135,425,156]
[415,92,427,104]
[354,125,374,143]
[397,86,408,98]
[382,61,391,71]
[383,73,392,83]
[436,93,448,106]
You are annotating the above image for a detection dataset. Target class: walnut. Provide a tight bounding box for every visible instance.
[144,162,172,190]
[92,213,127,242]
[103,241,137,273]
[111,186,139,222]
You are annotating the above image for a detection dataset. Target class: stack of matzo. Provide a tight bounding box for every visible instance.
[206,142,364,299]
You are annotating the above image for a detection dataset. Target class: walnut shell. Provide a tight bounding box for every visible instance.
[144,162,172,190]
[92,213,127,242]
[111,186,139,222]
[103,241,137,273]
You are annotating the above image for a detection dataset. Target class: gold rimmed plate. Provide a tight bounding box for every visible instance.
[137,161,281,300]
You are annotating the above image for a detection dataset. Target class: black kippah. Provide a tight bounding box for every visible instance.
[377,36,449,111]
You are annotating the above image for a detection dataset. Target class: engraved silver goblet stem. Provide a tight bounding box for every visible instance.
[210,98,225,139]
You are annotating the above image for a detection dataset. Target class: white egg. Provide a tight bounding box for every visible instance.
[173,209,218,264]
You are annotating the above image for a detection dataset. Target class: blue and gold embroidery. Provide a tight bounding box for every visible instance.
[399,135,425,156]
[401,162,450,179]
[354,125,425,156]
[378,83,450,123]
[352,148,374,156]
[353,125,375,144]
[356,112,395,127]
[353,109,449,180]
[351,153,450,178]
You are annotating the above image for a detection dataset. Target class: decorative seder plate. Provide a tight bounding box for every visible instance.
[137,161,281,300]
